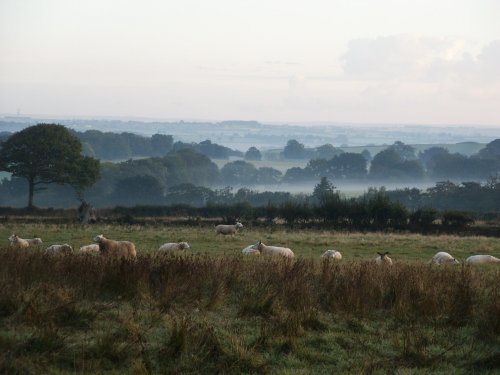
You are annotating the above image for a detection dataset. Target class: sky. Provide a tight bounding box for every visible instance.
[1,0,500,126]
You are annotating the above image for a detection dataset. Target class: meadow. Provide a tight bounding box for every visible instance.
[0,223,499,374]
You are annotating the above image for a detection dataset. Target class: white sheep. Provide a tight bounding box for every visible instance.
[158,242,190,253]
[257,241,294,258]
[215,222,243,236]
[465,255,500,264]
[241,243,260,256]
[45,244,73,255]
[8,234,30,249]
[374,252,393,266]
[430,251,460,265]
[27,237,43,246]
[321,249,342,260]
[79,243,100,254]
[93,234,137,259]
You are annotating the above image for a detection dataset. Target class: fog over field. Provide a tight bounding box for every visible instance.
[2,117,500,152]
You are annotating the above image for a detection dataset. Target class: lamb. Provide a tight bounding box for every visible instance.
[215,222,243,236]
[430,251,460,265]
[465,255,500,264]
[241,243,260,256]
[158,242,190,253]
[256,241,294,258]
[93,234,137,259]
[45,244,73,255]
[321,249,342,260]
[8,234,30,249]
[79,243,100,254]
[374,252,393,266]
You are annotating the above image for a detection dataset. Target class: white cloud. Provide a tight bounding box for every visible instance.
[341,34,496,83]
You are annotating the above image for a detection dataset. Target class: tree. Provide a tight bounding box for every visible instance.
[330,153,367,180]
[370,147,423,180]
[313,144,342,160]
[256,167,282,184]
[151,134,174,156]
[221,160,257,185]
[477,139,500,160]
[389,141,417,161]
[112,175,164,205]
[283,139,306,159]
[245,147,262,161]
[162,148,222,187]
[282,167,314,183]
[0,124,100,208]
[313,177,336,204]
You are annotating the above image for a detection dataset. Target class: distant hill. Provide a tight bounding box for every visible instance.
[1,117,499,152]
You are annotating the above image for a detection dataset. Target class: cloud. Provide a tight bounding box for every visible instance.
[341,35,500,84]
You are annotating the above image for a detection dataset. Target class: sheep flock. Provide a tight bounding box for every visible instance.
[5,227,500,266]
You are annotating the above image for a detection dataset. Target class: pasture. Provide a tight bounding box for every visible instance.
[0,224,499,374]
[2,223,500,261]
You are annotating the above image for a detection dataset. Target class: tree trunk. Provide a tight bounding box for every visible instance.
[78,200,97,224]
[27,177,35,209]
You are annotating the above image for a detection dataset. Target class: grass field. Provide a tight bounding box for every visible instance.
[3,223,500,261]
[1,224,499,374]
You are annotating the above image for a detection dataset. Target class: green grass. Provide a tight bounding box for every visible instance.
[0,224,499,374]
[3,223,500,262]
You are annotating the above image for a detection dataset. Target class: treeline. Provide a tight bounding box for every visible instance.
[2,143,500,213]
[281,140,500,183]
[75,130,243,160]
[108,192,479,234]
[1,129,243,161]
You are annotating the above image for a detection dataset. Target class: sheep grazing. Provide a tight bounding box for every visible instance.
[241,243,260,256]
[8,234,30,249]
[430,251,460,265]
[93,234,137,259]
[257,241,294,258]
[158,242,190,253]
[45,244,73,255]
[79,243,100,254]
[27,237,43,246]
[375,252,393,266]
[466,255,500,264]
[215,222,244,236]
[321,249,342,260]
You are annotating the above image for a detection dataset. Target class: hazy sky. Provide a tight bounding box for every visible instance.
[1,0,499,125]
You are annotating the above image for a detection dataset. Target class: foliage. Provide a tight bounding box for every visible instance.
[173,139,242,159]
[0,124,100,208]
[308,153,367,180]
[221,160,257,185]
[312,143,343,159]
[75,130,174,160]
[162,148,222,187]
[244,146,262,161]
[477,138,500,160]
[370,143,424,180]
[283,139,307,159]
[111,175,165,206]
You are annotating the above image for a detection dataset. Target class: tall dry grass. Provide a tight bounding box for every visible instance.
[0,248,498,373]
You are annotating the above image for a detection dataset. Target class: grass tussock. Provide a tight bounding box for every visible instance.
[0,246,498,373]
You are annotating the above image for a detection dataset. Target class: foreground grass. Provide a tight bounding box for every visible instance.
[0,224,499,374]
